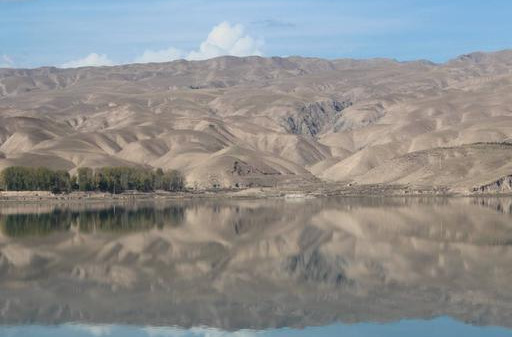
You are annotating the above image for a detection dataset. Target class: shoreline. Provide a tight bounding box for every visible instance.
[1,184,511,204]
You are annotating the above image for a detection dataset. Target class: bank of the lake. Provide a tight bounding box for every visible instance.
[1,183,510,204]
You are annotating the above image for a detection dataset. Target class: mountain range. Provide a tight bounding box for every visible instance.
[1,50,512,193]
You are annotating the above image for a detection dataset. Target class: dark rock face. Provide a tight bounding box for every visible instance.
[231,160,261,176]
[283,100,352,136]
[474,175,512,193]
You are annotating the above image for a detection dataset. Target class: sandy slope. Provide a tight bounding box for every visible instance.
[1,51,512,191]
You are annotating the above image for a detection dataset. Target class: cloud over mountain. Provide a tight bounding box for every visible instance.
[61,53,114,68]
[0,54,14,68]
[187,21,263,60]
[61,22,263,68]
[134,47,185,64]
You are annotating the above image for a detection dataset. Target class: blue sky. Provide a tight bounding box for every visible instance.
[1,0,512,68]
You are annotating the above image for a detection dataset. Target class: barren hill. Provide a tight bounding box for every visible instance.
[1,50,512,192]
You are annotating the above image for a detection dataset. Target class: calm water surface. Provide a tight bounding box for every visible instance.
[0,197,511,336]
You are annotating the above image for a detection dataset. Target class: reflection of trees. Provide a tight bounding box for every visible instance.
[0,206,186,238]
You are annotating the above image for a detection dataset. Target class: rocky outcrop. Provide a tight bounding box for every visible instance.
[473,175,512,193]
[283,100,352,137]
[230,160,264,176]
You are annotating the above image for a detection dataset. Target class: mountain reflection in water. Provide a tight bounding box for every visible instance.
[0,197,511,335]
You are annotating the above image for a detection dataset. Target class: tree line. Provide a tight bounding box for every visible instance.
[0,166,185,194]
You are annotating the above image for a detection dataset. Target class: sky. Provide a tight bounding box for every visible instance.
[1,0,512,68]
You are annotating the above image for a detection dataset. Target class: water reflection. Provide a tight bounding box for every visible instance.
[0,205,185,237]
[3,317,512,337]
[0,197,511,333]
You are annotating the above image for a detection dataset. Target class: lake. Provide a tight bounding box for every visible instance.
[0,197,511,336]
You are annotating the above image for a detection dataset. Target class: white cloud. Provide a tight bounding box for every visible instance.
[60,53,114,68]
[0,54,14,68]
[139,21,264,63]
[187,21,263,60]
[59,22,264,68]
[136,21,263,64]
[134,47,185,64]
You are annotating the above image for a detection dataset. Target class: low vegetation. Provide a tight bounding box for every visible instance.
[0,166,185,193]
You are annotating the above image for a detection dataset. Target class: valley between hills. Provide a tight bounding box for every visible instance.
[1,50,512,195]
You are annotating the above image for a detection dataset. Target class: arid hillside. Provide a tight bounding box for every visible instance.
[1,50,512,192]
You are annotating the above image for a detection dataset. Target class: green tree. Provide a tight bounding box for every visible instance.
[51,170,71,193]
[0,167,72,193]
[163,170,185,191]
[154,168,164,190]
[1,167,29,191]
[1,166,185,194]
[77,167,94,191]
[0,169,6,191]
